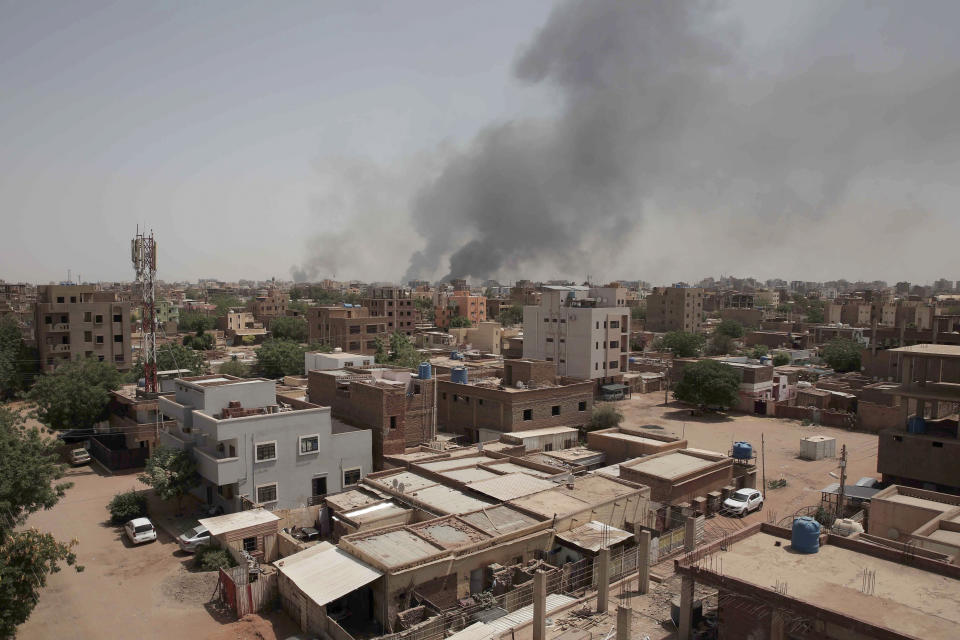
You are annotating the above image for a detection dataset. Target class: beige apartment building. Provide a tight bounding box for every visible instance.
[645,286,703,333]
[523,286,629,387]
[248,288,288,326]
[362,287,416,336]
[34,285,133,372]
[307,306,387,355]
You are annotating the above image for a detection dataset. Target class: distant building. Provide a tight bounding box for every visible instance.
[449,320,502,355]
[306,306,388,355]
[363,287,416,336]
[645,286,704,333]
[34,285,133,372]
[248,288,288,326]
[304,350,374,374]
[435,291,487,329]
[216,309,267,345]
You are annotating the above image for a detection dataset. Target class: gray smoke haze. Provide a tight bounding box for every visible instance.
[296,0,960,284]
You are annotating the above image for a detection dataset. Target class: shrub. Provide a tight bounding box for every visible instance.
[587,405,623,431]
[107,490,148,525]
[193,544,236,571]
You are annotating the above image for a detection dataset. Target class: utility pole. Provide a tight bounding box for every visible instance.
[761,433,767,497]
[837,444,847,517]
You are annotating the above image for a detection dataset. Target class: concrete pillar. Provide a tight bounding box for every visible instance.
[684,516,697,553]
[616,605,632,640]
[533,571,546,640]
[770,608,786,640]
[636,529,651,595]
[678,574,695,640]
[596,547,610,613]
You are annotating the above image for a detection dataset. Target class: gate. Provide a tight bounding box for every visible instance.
[218,566,277,618]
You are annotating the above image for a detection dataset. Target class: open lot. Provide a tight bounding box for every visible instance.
[16,464,297,640]
[609,393,880,526]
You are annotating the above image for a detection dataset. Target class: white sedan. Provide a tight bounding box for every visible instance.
[124,517,157,545]
[177,525,211,552]
[723,488,764,517]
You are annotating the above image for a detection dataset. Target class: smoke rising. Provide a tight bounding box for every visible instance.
[296,0,960,284]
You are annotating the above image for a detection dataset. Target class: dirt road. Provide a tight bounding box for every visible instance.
[16,465,296,640]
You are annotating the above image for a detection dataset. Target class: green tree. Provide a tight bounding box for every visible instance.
[498,304,523,328]
[805,300,826,323]
[218,357,250,378]
[658,331,706,358]
[388,331,423,370]
[0,315,38,398]
[131,342,206,379]
[750,345,769,359]
[289,288,302,301]
[586,404,622,431]
[107,490,148,525]
[630,306,646,321]
[822,338,862,372]
[772,351,791,366]
[28,358,123,430]
[210,294,242,318]
[184,287,203,300]
[413,297,434,323]
[255,339,305,378]
[139,447,199,514]
[177,311,214,333]
[182,330,214,351]
[706,333,734,356]
[0,408,82,637]
[715,319,745,339]
[270,315,308,342]
[673,359,741,412]
[448,316,472,328]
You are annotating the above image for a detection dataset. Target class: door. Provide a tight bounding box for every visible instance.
[206,485,214,504]
[312,476,327,497]
[469,568,484,594]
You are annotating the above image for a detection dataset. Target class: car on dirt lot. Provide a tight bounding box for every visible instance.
[723,488,764,517]
[69,448,91,465]
[124,517,157,544]
[177,525,211,552]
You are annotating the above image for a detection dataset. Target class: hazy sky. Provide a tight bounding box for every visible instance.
[2,1,959,286]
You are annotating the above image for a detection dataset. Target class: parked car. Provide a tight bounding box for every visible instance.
[124,517,157,545]
[855,476,880,488]
[69,448,91,466]
[723,488,764,517]
[177,525,211,552]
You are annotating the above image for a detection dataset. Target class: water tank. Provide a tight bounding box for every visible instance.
[908,416,926,434]
[343,303,352,308]
[791,516,821,553]
[732,441,753,460]
[417,362,432,380]
[628,357,638,363]
[451,366,468,385]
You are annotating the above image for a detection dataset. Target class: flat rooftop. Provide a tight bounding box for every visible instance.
[457,505,541,535]
[347,529,443,567]
[501,426,579,439]
[409,517,492,549]
[622,451,721,480]
[889,344,960,358]
[690,530,960,639]
[440,467,501,484]
[371,470,438,493]
[594,432,674,446]
[465,473,558,502]
[482,460,555,478]
[325,487,388,512]
[508,474,638,519]
[406,484,495,515]
[416,456,487,473]
[879,493,960,513]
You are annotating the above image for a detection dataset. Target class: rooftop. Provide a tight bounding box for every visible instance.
[500,426,579,439]
[416,456,488,473]
[198,508,279,536]
[622,450,724,481]
[324,487,389,513]
[408,516,492,549]
[556,521,634,553]
[508,473,639,519]
[347,529,444,567]
[457,505,542,535]
[482,460,556,478]
[464,472,558,502]
[440,467,501,484]
[889,344,960,358]
[406,484,495,515]
[276,543,382,607]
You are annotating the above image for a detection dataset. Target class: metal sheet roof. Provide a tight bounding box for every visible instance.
[466,473,557,501]
[277,545,382,607]
[556,520,633,553]
[199,508,280,536]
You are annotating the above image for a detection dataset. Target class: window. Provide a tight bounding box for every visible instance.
[56,296,65,303]
[546,337,553,343]
[595,363,599,370]
[442,392,447,400]
[933,441,944,448]
[389,416,397,430]
[367,324,379,333]
[893,435,903,442]
[414,384,421,395]
[609,361,618,369]
[299,435,319,454]
[595,321,599,329]
[478,398,483,405]
[349,342,360,350]
[45,315,52,324]
[366,341,376,349]
[256,483,277,503]
[96,335,104,344]
[578,401,587,412]
[113,334,123,342]
[243,536,257,552]
[551,405,561,416]
[95,314,103,324]
[610,321,619,329]
[255,441,277,462]
[70,296,77,303]
[543,443,553,452]
[609,341,619,348]
[453,394,458,403]
[312,475,328,497]
[544,318,549,323]
[97,355,104,362]
[546,357,553,362]
[343,467,361,486]
[113,314,122,323]
[84,331,92,342]
[83,311,92,322]
[523,409,533,421]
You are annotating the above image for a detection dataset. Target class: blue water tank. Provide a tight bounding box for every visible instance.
[418,362,432,380]
[732,441,753,460]
[908,416,926,434]
[343,303,353,308]
[629,357,638,363]
[451,366,468,385]
[791,516,821,553]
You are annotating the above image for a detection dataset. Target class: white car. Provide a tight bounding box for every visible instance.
[124,517,157,544]
[723,488,764,517]
[69,448,91,466]
[177,525,211,552]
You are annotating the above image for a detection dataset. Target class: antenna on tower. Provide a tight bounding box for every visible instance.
[132,226,159,393]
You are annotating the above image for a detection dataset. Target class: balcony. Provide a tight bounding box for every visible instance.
[50,343,71,353]
[194,447,242,486]
[51,323,70,332]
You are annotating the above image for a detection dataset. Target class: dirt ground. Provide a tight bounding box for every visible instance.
[16,464,298,640]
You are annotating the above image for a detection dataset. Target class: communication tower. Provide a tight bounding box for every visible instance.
[132,228,159,392]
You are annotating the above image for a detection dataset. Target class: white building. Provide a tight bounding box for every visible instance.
[304,350,374,374]
[158,375,371,511]
[522,286,630,384]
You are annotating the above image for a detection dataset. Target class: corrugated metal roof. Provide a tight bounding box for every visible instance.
[277,545,382,607]
[409,484,495,515]
[466,473,557,501]
[459,506,541,535]
[556,520,633,553]
[199,508,279,536]
[483,594,577,635]
[502,426,580,439]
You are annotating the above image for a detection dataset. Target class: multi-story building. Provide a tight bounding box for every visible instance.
[248,288,288,326]
[645,286,704,333]
[434,291,487,329]
[449,320,502,355]
[34,285,132,372]
[216,309,267,345]
[306,306,387,355]
[435,358,594,443]
[159,375,371,511]
[522,285,629,389]
[362,287,416,336]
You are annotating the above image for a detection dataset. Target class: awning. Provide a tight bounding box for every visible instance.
[820,484,882,500]
[199,508,279,536]
[277,544,382,607]
[601,384,628,392]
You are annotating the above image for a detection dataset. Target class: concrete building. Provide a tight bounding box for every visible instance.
[878,344,960,493]
[304,350,374,374]
[586,427,686,464]
[435,291,487,330]
[307,306,388,355]
[363,287,416,336]
[725,362,775,414]
[616,448,745,505]
[868,485,960,562]
[217,309,267,345]
[159,375,372,511]
[307,366,435,469]
[645,287,704,333]
[449,320,502,355]
[522,286,629,389]
[249,288,288,326]
[34,284,133,372]
[435,359,594,443]
[674,522,960,640]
